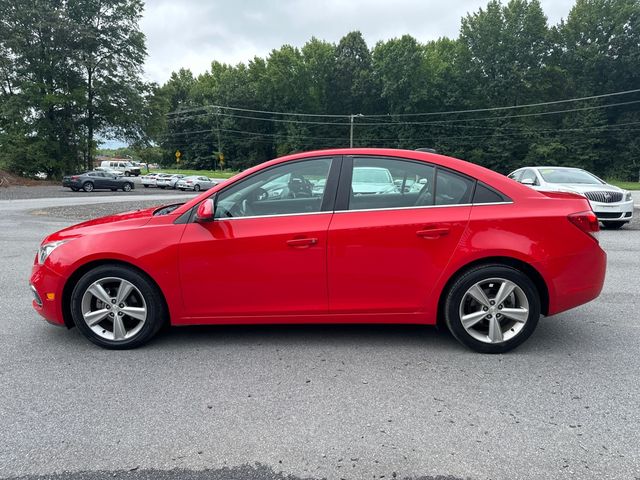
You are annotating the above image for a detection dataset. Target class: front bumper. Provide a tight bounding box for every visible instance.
[30,262,66,326]
[590,199,634,222]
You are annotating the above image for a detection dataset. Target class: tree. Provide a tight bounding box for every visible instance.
[67,0,147,169]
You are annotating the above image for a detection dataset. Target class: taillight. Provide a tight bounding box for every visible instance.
[71,176,79,180]
[568,211,600,242]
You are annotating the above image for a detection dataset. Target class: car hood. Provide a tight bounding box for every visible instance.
[43,207,157,243]
[540,183,623,194]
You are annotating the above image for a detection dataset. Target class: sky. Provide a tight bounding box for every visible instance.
[140,0,575,85]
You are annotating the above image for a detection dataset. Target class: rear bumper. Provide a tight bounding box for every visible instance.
[30,262,66,326]
[543,244,607,316]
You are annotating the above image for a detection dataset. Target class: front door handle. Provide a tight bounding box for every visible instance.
[416,227,450,239]
[287,237,318,248]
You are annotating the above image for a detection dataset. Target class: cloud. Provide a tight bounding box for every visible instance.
[141,0,574,84]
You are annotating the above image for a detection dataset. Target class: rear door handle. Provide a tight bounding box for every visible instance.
[287,237,318,247]
[416,227,450,239]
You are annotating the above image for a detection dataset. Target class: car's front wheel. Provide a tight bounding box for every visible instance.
[122,182,132,192]
[82,182,94,192]
[445,265,541,354]
[70,265,167,349]
[194,184,201,192]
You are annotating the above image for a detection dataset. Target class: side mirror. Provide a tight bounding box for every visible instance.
[520,178,535,186]
[195,198,215,223]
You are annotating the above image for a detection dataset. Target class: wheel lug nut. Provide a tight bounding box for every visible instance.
[106,305,110,310]
[118,311,123,316]
[486,314,492,319]
[498,305,503,310]
[109,312,114,317]
[490,300,495,305]
[496,313,502,318]
[119,304,124,308]
[111,299,116,304]
[483,307,488,311]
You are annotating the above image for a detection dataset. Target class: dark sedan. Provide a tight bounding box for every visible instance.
[62,171,135,192]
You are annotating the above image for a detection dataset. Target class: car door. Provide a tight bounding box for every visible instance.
[91,172,108,189]
[327,156,473,315]
[178,156,340,319]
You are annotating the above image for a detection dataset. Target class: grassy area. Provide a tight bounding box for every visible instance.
[149,168,240,179]
[607,180,640,190]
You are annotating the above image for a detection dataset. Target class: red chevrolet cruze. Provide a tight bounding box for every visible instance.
[30,149,606,353]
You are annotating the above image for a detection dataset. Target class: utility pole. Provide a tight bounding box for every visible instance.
[349,113,363,148]
[215,107,222,170]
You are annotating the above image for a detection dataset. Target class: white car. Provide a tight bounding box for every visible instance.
[99,160,141,176]
[176,176,217,192]
[508,166,634,229]
[140,173,162,188]
[156,174,185,189]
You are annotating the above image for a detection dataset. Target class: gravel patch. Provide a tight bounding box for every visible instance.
[29,200,182,221]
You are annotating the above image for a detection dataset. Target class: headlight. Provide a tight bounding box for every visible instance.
[625,191,632,201]
[38,240,68,264]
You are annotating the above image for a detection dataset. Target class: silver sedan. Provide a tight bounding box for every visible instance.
[176,175,218,192]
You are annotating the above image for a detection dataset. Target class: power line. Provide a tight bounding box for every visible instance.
[166,88,640,119]
[160,120,640,143]
[166,100,640,126]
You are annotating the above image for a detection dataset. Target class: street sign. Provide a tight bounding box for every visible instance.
[175,150,181,159]
[219,152,225,167]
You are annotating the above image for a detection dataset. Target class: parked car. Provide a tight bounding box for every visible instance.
[95,166,124,177]
[140,173,161,188]
[508,166,634,229]
[352,166,398,194]
[34,149,606,352]
[176,175,217,191]
[62,171,135,192]
[156,174,185,189]
[100,160,141,177]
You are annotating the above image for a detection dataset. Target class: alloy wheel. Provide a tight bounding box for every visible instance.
[80,277,147,341]
[458,277,529,344]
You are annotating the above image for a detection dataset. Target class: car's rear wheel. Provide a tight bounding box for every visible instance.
[82,182,94,192]
[123,182,132,192]
[71,187,79,192]
[445,265,540,353]
[70,265,167,349]
[602,221,626,230]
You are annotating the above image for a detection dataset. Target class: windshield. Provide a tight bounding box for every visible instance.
[538,168,604,185]
[353,167,392,184]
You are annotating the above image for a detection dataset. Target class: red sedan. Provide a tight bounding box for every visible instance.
[30,149,606,353]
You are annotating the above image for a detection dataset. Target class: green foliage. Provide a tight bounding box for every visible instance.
[0,0,147,177]
[147,0,640,179]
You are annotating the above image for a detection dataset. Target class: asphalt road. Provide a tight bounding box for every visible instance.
[1,190,639,480]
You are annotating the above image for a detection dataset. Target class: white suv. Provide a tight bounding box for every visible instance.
[100,160,141,177]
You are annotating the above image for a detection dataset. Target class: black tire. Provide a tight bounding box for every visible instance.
[159,186,166,189]
[122,182,132,192]
[125,171,131,177]
[444,264,541,354]
[143,184,149,188]
[71,187,79,192]
[70,264,167,349]
[110,188,117,192]
[194,184,201,192]
[602,221,626,230]
[82,181,94,192]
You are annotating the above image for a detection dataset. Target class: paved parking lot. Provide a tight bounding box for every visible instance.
[1,190,639,480]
